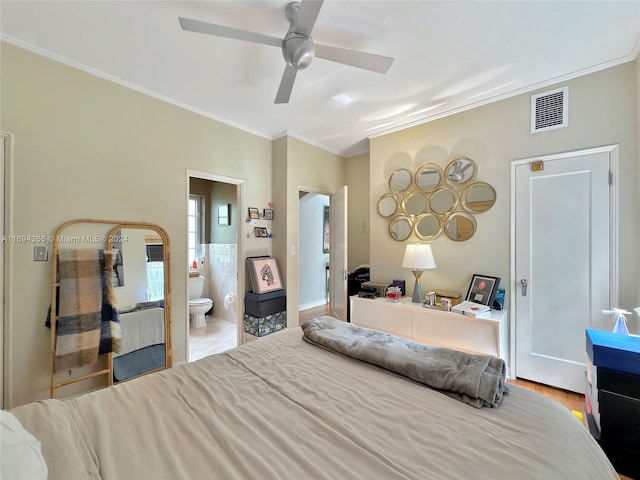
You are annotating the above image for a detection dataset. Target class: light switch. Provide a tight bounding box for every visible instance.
[34,246,48,261]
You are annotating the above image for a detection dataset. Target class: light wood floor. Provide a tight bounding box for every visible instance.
[188,316,237,362]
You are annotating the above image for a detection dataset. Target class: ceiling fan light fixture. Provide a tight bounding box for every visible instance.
[283,34,315,70]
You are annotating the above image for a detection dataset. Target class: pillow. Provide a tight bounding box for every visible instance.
[0,410,48,479]
[135,301,160,310]
[118,305,137,314]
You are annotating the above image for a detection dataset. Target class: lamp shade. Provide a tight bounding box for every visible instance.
[402,244,436,270]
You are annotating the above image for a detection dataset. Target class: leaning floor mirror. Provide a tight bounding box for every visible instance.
[107,223,172,383]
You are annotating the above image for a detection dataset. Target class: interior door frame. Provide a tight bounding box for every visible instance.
[297,185,333,312]
[1,131,14,408]
[509,144,619,377]
[186,169,246,357]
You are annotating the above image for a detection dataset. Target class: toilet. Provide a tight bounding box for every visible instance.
[188,275,213,328]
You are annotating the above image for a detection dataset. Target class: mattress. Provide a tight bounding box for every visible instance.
[10,327,618,479]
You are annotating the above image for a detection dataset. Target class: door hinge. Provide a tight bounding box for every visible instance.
[608,171,613,186]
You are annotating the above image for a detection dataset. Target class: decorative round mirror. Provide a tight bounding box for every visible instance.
[462,182,496,213]
[389,215,413,241]
[402,191,427,216]
[388,168,413,193]
[429,187,457,215]
[414,214,442,241]
[415,164,442,192]
[444,212,477,241]
[377,193,398,218]
[445,157,476,186]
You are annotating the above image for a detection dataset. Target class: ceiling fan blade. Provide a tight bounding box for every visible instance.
[315,43,394,74]
[296,0,324,37]
[275,65,298,104]
[179,17,283,48]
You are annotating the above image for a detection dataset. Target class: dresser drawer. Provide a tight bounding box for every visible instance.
[596,367,640,400]
[598,390,640,447]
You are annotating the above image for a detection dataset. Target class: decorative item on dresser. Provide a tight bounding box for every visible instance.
[401,243,437,303]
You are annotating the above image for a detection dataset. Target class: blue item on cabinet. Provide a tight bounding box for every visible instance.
[492,288,505,310]
[586,329,640,376]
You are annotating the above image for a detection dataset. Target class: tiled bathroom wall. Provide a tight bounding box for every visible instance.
[203,243,238,323]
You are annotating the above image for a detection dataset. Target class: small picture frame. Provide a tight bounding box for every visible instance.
[263,208,273,220]
[246,256,283,294]
[254,227,268,237]
[248,207,260,220]
[465,274,501,306]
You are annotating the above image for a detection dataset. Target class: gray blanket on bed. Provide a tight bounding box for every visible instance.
[302,316,506,408]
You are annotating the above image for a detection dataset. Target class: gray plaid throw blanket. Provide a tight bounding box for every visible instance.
[302,316,507,408]
[55,249,121,372]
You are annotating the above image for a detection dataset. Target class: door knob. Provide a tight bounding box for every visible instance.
[520,279,528,296]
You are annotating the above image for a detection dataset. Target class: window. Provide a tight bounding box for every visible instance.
[188,195,204,267]
[146,243,165,301]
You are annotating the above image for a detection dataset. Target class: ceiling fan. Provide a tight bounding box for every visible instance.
[179,0,394,104]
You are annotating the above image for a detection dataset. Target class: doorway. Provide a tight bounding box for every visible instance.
[186,171,244,361]
[298,190,330,312]
[511,145,618,393]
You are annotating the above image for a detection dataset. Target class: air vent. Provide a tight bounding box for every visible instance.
[531,86,568,133]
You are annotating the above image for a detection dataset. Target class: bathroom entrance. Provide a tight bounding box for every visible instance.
[187,171,244,361]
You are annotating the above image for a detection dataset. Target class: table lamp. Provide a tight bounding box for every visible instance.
[402,243,437,303]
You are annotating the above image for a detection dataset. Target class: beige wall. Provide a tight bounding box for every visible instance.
[1,42,274,406]
[346,152,371,271]
[370,61,639,334]
[276,136,346,327]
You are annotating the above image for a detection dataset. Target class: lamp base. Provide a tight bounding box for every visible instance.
[411,270,424,303]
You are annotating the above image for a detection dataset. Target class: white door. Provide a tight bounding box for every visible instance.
[330,186,348,320]
[513,147,615,393]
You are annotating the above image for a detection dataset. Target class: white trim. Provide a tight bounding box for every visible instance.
[185,169,246,358]
[509,144,619,379]
[369,50,638,141]
[273,131,345,158]
[0,35,271,143]
[1,131,14,408]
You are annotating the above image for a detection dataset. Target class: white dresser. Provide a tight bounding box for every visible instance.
[350,295,507,361]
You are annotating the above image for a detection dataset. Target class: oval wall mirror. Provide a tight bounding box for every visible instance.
[445,157,476,186]
[415,164,442,192]
[444,212,477,241]
[429,187,457,215]
[462,182,496,213]
[402,191,427,216]
[414,214,442,241]
[377,193,398,217]
[389,215,413,241]
[108,223,171,383]
[389,168,413,193]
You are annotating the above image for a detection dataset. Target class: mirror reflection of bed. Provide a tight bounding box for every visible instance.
[110,228,169,382]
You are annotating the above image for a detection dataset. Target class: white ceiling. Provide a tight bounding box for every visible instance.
[2,1,639,157]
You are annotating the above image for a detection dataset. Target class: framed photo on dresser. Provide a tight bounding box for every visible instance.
[465,274,500,306]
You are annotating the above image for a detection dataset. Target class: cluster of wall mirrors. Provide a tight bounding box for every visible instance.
[378,157,496,241]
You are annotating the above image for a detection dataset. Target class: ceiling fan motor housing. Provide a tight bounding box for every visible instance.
[282,33,315,70]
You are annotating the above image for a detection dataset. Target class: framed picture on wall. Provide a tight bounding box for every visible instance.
[218,204,230,225]
[465,274,500,306]
[264,208,273,220]
[323,205,330,253]
[247,256,283,294]
[248,207,260,220]
[254,227,268,237]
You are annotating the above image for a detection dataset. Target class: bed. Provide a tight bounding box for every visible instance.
[112,306,166,381]
[5,320,618,480]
